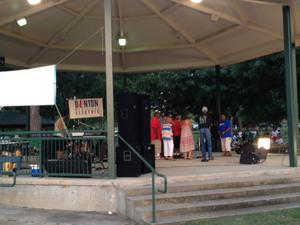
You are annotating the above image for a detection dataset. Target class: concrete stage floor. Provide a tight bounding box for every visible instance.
[154,152,294,179]
[129,152,299,185]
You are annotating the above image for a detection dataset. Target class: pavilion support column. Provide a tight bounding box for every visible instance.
[215,65,221,116]
[283,5,298,167]
[104,0,116,178]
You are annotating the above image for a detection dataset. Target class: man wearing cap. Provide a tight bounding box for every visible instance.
[199,106,213,161]
[151,110,162,159]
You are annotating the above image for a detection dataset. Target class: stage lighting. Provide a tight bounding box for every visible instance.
[118,37,127,47]
[17,18,27,27]
[258,138,271,150]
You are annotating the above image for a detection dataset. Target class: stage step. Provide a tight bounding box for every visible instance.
[124,174,300,196]
[138,192,300,220]
[128,183,300,207]
[148,202,300,225]
[124,175,300,225]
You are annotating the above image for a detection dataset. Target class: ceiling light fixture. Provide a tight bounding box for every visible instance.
[118,37,127,47]
[27,0,41,5]
[17,18,27,27]
[190,0,203,3]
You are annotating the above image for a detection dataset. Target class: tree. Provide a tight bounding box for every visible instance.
[51,48,300,128]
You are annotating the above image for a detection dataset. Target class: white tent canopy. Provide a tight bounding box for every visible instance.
[0,0,299,72]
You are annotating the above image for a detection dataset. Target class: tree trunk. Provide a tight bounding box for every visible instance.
[30,106,41,131]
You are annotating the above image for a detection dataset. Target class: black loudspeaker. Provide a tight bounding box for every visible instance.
[117,92,140,145]
[141,144,155,174]
[116,146,141,177]
[46,159,91,176]
[139,94,151,145]
[240,150,260,164]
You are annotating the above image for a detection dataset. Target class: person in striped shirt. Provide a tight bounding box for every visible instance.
[162,113,174,160]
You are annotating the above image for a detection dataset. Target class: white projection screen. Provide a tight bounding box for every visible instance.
[0,65,56,107]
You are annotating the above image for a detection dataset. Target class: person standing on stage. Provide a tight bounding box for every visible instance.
[151,110,162,159]
[199,106,213,161]
[172,113,181,158]
[218,114,233,156]
[162,113,174,160]
[180,112,194,160]
[54,115,67,137]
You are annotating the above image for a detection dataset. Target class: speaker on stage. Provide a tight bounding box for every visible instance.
[116,145,141,177]
[239,138,269,164]
[240,141,257,164]
[117,92,140,145]
[117,92,151,146]
[141,144,155,174]
[139,94,150,145]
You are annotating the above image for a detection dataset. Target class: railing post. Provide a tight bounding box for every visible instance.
[152,171,156,223]
[39,135,42,177]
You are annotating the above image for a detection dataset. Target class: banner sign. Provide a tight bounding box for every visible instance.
[68,98,103,119]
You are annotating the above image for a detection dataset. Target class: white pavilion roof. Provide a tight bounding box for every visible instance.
[0,0,299,72]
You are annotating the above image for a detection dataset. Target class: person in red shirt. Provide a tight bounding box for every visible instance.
[172,114,181,158]
[151,110,162,159]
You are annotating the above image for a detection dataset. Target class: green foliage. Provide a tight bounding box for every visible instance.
[52,48,300,126]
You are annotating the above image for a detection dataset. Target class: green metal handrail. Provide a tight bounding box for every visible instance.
[0,171,16,187]
[0,130,109,177]
[5,136,108,141]
[118,135,167,223]
[0,130,106,136]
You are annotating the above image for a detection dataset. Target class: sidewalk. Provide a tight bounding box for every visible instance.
[0,204,136,225]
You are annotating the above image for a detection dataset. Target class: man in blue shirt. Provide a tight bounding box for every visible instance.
[218,114,233,156]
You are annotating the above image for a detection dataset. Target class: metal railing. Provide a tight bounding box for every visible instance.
[0,171,16,187]
[118,135,167,223]
[0,130,108,177]
[0,130,168,222]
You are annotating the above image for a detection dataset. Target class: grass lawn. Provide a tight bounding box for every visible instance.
[185,208,300,225]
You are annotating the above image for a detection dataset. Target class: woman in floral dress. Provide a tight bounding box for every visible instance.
[180,112,194,159]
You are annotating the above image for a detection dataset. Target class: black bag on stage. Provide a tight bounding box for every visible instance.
[240,150,260,164]
[239,142,260,164]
